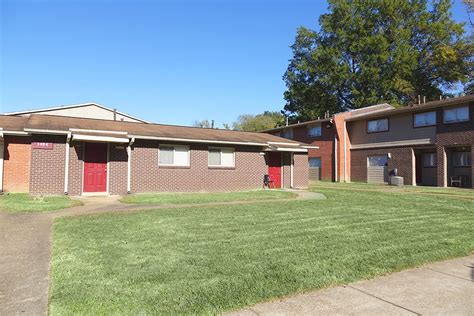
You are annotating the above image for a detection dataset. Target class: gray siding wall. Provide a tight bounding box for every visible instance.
[348,113,436,145]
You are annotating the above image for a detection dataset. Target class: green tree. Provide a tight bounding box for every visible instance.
[284,0,473,121]
[232,111,285,132]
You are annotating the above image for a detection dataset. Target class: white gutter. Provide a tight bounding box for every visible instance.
[24,128,70,135]
[72,134,129,143]
[129,134,267,147]
[64,132,71,194]
[1,131,30,136]
[267,147,308,152]
[267,141,300,147]
[69,128,128,135]
[301,145,319,149]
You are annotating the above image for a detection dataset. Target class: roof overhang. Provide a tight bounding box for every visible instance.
[71,134,130,143]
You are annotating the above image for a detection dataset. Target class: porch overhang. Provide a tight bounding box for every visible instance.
[71,134,130,143]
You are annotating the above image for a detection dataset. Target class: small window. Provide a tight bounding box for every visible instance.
[368,155,388,167]
[309,157,321,168]
[280,129,293,139]
[414,111,436,127]
[444,106,469,124]
[208,147,235,167]
[159,145,190,166]
[453,151,471,167]
[367,118,389,133]
[307,125,322,137]
[423,153,436,167]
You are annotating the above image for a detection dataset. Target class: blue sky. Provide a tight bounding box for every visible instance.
[0,0,471,127]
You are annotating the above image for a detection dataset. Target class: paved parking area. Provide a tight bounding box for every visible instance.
[228,256,474,315]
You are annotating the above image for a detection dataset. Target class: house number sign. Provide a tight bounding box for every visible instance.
[32,142,54,150]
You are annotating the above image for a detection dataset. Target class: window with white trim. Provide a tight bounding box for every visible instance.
[453,151,471,167]
[159,145,190,166]
[443,106,469,124]
[208,147,235,167]
[423,153,436,167]
[367,118,389,133]
[307,125,322,137]
[414,111,436,127]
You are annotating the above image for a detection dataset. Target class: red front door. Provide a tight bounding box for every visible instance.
[83,143,108,192]
[267,152,282,188]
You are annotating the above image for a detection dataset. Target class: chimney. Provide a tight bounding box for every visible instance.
[417,95,421,105]
[423,96,426,104]
[113,108,117,121]
[211,120,215,129]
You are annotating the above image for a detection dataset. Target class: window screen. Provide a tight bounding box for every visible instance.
[209,147,235,167]
[414,111,436,127]
[444,106,469,123]
[309,157,321,168]
[159,145,189,166]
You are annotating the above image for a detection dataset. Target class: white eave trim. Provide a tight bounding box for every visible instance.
[69,128,128,135]
[265,146,308,152]
[129,134,267,146]
[72,134,130,143]
[302,145,319,149]
[0,130,30,136]
[267,141,300,146]
[351,138,434,150]
[24,128,70,135]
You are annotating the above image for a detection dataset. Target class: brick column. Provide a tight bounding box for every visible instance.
[437,145,447,187]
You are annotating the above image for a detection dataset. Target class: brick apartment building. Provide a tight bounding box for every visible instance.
[265,95,474,189]
[0,104,313,195]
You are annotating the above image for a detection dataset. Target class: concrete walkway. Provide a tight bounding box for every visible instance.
[227,255,474,315]
[0,190,324,315]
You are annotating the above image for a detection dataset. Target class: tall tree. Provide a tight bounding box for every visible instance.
[232,111,284,132]
[284,0,473,121]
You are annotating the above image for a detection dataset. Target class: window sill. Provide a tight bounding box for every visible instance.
[159,165,191,169]
[208,166,235,170]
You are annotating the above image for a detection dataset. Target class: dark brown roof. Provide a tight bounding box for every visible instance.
[346,94,474,122]
[1,114,305,146]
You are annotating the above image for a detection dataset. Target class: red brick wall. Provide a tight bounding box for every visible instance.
[3,136,31,192]
[30,135,66,195]
[109,145,128,195]
[130,141,268,192]
[293,152,309,188]
[351,147,414,185]
[68,142,84,196]
[274,123,335,181]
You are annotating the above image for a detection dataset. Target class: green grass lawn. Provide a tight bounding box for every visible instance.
[0,193,81,213]
[50,186,474,314]
[120,190,297,204]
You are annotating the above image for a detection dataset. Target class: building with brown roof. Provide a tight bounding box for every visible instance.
[264,95,474,189]
[0,110,314,195]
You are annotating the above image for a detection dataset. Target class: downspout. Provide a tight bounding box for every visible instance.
[343,120,347,182]
[127,137,135,194]
[290,153,294,188]
[334,135,338,182]
[64,132,72,194]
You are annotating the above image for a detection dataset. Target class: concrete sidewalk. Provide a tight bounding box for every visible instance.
[227,256,474,315]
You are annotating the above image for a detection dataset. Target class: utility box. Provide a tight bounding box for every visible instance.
[389,176,404,186]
